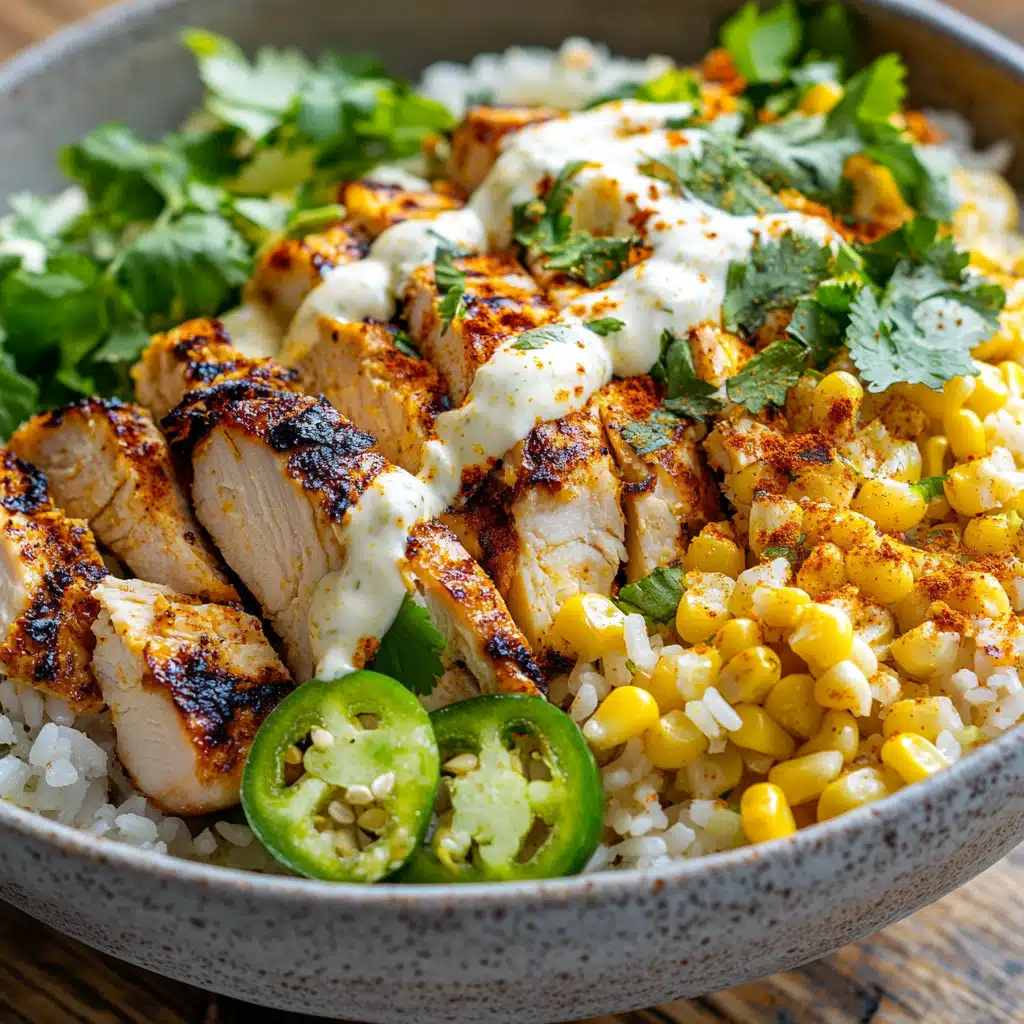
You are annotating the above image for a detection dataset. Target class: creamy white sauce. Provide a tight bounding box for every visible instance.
[297,100,843,679]
[219,301,285,359]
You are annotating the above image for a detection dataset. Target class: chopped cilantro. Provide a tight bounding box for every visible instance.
[616,565,687,622]
[621,408,683,456]
[584,317,625,336]
[910,476,947,502]
[512,326,573,351]
[434,247,466,333]
[723,231,834,336]
[721,1,804,85]
[0,355,40,442]
[370,593,445,696]
[283,203,347,237]
[391,329,421,359]
[761,542,801,567]
[726,336,809,413]
[545,233,634,287]
[649,329,722,421]
[587,66,703,113]
[786,297,844,368]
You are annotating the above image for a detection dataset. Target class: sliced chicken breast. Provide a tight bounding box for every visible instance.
[446,105,556,194]
[405,252,554,406]
[11,399,238,604]
[341,179,463,239]
[247,222,369,328]
[0,451,107,711]
[291,318,448,473]
[598,377,720,581]
[132,318,297,422]
[91,577,292,815]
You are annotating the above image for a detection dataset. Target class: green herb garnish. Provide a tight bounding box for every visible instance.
[616,566,687,622]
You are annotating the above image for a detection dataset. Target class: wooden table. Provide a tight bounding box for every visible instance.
[1,2,1022,1022]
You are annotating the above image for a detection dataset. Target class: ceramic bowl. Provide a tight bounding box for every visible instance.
[1,2,1023,1021]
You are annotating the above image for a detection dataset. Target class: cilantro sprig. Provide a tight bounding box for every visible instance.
[370,593,445,696]
[434,246,467,333]
[649,329,722,421]
[616,566,687,622]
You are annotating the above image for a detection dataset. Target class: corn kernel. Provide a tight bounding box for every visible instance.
[796,542,846,597]
[644,710,709,769]
[798,80,844,116]
[729,705,797,760]
[685,533,745,579]
[713,618,763,665]
[880,732,948,784]
[789,603,854,673]
[814,660,873,718]
[582,686,660,749]
[889,621,960,679]
[748,495,803,557]
[764,673,822,739]
[849,636,879,678]
[806,508,877,551]
[680,743,744,799]
[551,593,625,663]
[740,782,797,843]
[944,461,992,517]
[963,514,1018,556]
[647,646,723,712]
[948,571,1012,618]
[787,460,858,507]
[945,407,987,459]
[845,545,916,604]
[717,645,782,704]
[729,560,792,617]
[676,572,735,644]
[922,435,950,479]
[966,361,1009,417]
[942,374,976,411]
[797,709,860,763]
[882,696,962,742]
[869,665,903,706]
[811,371,863,434]
[850,478,926,534]
[751,585,811,628]
[816,767,891,821]
[768,750,844,805]
[999,360,1024,397]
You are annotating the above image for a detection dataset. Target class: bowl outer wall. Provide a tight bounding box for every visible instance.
[0,0,1023,1020]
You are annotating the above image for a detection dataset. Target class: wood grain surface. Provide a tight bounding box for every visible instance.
[0,2,1022,1023]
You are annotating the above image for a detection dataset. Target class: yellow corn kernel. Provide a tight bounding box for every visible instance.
[795,542,846,597]
[550,593,625,663]
[809,508,878,551]
[943,460,992,517]
[999,360,1024,397]
[717,645,782,704]
[880,733,948,784]
[789,603,854,673]
[888,620,960,679]
[713,618,763,665]
[948,571,1012,618]
[787,459,858,507]
[643,710,709,770]
[882,696,961,742]
[764,672,822,740]
[797,709,860,763]
[740,782,797,843]
[845,545,916,604]
[945,407,987,460]
[729,561,791,617]
[729,461,779,506]
[850,636,879,679]
[849,478,926,534]
[729,705,797,760]
[768,750,845,805]
[675,571,735,644]
[748,494,803,557]
[751,585,811,629]
[680,743,744,799]
[816,767,891,821]
[941,374,976,411]
[798,81,843,116]
[846,155,912,229]
[647,646,723,712]
[684,533,745,579]
[811,371,863,434]
[869,664,903,707]
[582,686,659,750]
[963,513,1018,556]
[814,660,873,718]
[921,435,950,479]
[966,361,1010,417]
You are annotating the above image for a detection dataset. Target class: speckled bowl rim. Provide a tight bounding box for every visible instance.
[1,0,1023,909]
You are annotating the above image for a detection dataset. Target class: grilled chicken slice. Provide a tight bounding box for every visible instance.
[11,400,237,604]
[132,318,297,422]
[405,252,554,406]
[91,577,292,815]
[291,318,448,473]
[341,179,464,239]
[455,404,626,648]
[0,451,107,711]
[247,222,369,328]
[598,377,720,581]
[168,384,542,695]
[446,105,556,194]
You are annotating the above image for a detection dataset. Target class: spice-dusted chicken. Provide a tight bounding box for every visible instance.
[598,377,719,581]
[0,450,107,711]
[11,399,238,604]
[291,319,448,473]
[132,318,297,422]
[405,251,555,406]
[91,577,292,815]
[341,179,464,239]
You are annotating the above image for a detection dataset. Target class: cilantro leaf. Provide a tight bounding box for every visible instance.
[649,329,722,420]
[637,67,703,107]
[434,247,466,333]
[370,593,445,696]
[585,318,625,336]
[544,233,634,287]
[761,542,801,567]
[616,566,686,623]
[723,231,834,336]
[0,354,40,442]
[726,336,809,412]
[391,329,421,359]
[804,2,857,72]
[512,326,573,351]
[910,476,947,502]
[621,409,682,456]
[640,136,784,215]
[721,1,804,85]
[283,203,347,237]
[787,297,843,368]
[825,53,906,138]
